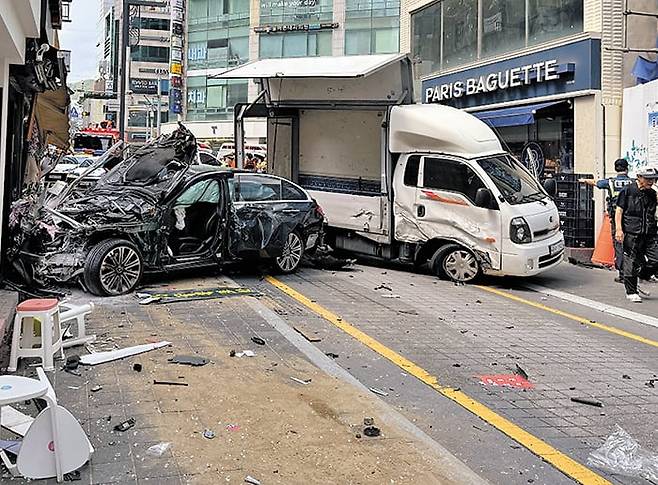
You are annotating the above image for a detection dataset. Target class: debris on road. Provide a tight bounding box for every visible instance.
[369,387,389,397]
[325,352,339,359]
[133,363,142,372]
[398,309,419,315]
[374,284,392,291]
[114,418,136,432]
[226,424,240,432]
[363,417,374,426]
[63,470,82,481]
[478,374,534,390]
[137,287,257,304]
[514,364,529,380]
[64,355,81,370]
[90,385,103,392]
[146,442,171,457]
[153,380,189,386]
[138,296,161,305]
[235,350,255,358]
[622,374,631,380]
[381,294,401,299]
[245,476,262,485]
[588,425,658,481]
[168,355,209,366]
[203,429,216,439]
[302,244,355,270]
[363,426,381,437]
[646,379,656,388]
[80,341,171,365]
[290,377,312,385]
[251,336,266,346]
[293,326,322,342]
[571,397,603,407]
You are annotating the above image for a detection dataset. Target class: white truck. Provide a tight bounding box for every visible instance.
[218,54,564,282]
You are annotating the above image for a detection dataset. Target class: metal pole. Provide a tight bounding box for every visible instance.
[156,75,162,137]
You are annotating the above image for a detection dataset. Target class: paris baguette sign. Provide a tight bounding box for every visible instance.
[424,59,561,103]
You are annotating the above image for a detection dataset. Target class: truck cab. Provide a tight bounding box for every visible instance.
[217,54,564,282]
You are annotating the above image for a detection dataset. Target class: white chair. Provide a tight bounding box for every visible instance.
[0,368,93,482]
[60,302,96,348]
[8,299,64,372]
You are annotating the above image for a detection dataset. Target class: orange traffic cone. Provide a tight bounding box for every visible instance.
[591,213,615,267]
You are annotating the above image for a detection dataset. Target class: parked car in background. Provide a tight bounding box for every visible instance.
[17,126,324,296]
[45,155,105,185]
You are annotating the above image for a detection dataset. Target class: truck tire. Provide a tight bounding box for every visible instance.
[430,244,480,283]
[273,231,305,274]
[84,239,143,296]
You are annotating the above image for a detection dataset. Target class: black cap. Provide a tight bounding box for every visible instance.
[614,158,629,172]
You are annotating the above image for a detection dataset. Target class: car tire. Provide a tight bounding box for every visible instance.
[273,231,305,274]
[84,239,144,296]
[430,244,480,283]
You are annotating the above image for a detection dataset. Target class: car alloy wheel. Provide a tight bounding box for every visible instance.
[442,249,479,282]
[276,232,304,273]
[99,246,142,295]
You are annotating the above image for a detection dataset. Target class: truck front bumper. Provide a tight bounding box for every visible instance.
[486,233,565,277]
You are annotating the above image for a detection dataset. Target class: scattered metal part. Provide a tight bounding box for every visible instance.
[251,336,265,346]
[203,429,215,439]
[114,418,136,432]
[153,380,188,386]
[168,355,209,366]
[369,387,389,397]
[514,364,528,380]
[245,476,261,485]
[363,426,381,437]
[290,377,312,385]
[571,397,603,407]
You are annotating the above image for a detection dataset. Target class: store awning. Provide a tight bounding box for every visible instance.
[473,101,564,128]
[35,86,71,150]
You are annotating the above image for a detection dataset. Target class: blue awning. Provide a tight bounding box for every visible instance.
[473,101,564,128]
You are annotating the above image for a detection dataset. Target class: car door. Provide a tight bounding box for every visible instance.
[232,174,310,255]
[416,156,502,269]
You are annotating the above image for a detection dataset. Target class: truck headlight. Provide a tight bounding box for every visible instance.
[510,217,532,244]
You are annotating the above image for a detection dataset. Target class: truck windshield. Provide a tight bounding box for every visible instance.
[477,155,546,205]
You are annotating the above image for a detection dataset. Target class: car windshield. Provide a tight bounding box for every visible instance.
[477,154,546,205]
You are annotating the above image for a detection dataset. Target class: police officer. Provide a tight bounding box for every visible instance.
[615,166,658,303]
[579,158,633,282]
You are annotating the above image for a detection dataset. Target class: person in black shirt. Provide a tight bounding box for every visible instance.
[615,167,658,302]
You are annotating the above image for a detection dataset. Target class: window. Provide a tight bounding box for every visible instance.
[411,2,440,78]
[175,179,221,207]
[403,156,420,186]
[482,0,525,58]
[236,175,282,202]
[259,32,332,58]
[138,17,170,31]
[282,180,307,200]
[529,0,583,45]
[130,45,170,63]
[442,0,478,69]
[423,157,485,204]
[345,30,371,55]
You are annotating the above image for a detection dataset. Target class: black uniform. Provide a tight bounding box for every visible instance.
[616,183,658,295]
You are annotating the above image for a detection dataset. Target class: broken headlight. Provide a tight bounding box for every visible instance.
[510,217,531,244]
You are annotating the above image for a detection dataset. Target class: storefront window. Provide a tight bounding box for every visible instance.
[260,32,332,58]
[442,0,477,69]
[482,0,525,58]
[186,76,248,121]
[411,2,441,79]
[529,0,583,46]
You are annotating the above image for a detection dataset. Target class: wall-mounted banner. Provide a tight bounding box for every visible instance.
[255,22,339,34]
[169,0,185,115]
[261,0,317,8]
[621,79,658,174]
[422,38,601,109]
[130,78,170,95]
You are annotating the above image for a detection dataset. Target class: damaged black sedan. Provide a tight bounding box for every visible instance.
[14,126,324,296]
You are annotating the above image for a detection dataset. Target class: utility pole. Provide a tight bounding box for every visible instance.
[118,0,168,141]
[156,74,162,137]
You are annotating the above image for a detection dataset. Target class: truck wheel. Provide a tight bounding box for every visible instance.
[430,244,480,283]
[84,239,143,296]
[274,231,304,273]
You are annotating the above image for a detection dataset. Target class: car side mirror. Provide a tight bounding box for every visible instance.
[474,187,494,209]
[543,178,557,197]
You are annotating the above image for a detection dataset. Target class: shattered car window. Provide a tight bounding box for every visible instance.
[174,180,221,207]
[477,155,546,205]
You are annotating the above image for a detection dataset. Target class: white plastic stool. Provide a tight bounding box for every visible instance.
[60,302,96,349]
[0,368,93,482]
[8,299,64,372]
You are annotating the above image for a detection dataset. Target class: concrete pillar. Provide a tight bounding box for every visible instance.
[0,59,9,254]
[332,0,345,56]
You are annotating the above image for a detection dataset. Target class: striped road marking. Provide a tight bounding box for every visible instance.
[267,275,611,485]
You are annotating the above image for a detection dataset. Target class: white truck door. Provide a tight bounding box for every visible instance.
[393,155,425,243]
[415,156,502,270]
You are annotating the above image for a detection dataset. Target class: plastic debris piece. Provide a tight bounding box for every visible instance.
[245,476,261,485]
[514,364,529,380]
[363,426,381,437]
[293,326,322,342]
[290,377,311,385]
[381,294,401,299]
[168,355,209,366]
[80,341,171,365]
[0,440,21,455]
[153,380,188,386]
[146,442,171,457]
[325,352,339,359]
[114,418,136,432]
[369,387,389,397]
[133,363,143,372]
[571,397,603,407]
[138,296,161,305]
[374,284,392,291]
[203,429,215,439]
[363,417,374,426]
[65,355,81,370]
[64,470,82,481]
[226,424,240,432]
[251,336,265,346]
[90,385,103,392]
[587,425,658,481]
[236,350,255,358]
[229,350,236,357]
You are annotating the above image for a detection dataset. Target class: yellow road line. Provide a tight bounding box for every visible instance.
[266,275,611,485]
[477,285,658,349]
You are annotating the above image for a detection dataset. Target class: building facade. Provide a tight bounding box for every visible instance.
[180,0,400,143]
[98,0,172,144]
[402,0,656,243]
